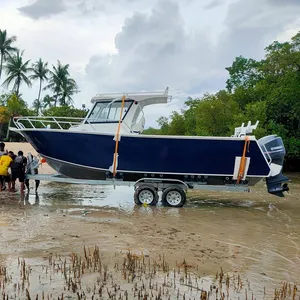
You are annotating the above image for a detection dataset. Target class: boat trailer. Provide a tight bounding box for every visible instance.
[25,157,250,207]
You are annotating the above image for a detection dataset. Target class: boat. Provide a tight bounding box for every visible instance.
[10,87,289,200]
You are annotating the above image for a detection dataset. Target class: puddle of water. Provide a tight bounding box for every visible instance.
[37,183,135,212]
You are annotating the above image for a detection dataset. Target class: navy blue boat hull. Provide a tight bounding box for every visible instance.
[20,129,270,181]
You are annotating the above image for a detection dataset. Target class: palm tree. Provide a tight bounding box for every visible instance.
[30,58,49,114]
[41,94,55,110]
[44,60,71,107]
[59,77,79,106]
[2,50,32,96]
[0,29,18,79]
[32,99,39,112]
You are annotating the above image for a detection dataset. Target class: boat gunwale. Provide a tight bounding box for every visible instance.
[10,127,259,141]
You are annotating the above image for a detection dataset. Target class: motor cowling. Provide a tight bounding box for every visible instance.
[258,135,289,197]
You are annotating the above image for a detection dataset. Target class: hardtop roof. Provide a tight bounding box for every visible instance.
[90,87,171,107]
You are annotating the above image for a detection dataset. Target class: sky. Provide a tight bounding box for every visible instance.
[0,0,300,127]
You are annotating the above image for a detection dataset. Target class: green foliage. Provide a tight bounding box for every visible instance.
[43,106,87,118]
[168,111,185,135]
[143,127,162,135]
[286,137,300,159]
[194,91,239,136]
[0,93,34,141]
[182,97,198,135]
[156,116,170,135]
[41,106,87,130]
[0,106,8,123]
[225,56,263,92]
[6,93,29,116]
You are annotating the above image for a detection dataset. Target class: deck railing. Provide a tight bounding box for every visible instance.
[13,116,86,130]
[12,115,141,133]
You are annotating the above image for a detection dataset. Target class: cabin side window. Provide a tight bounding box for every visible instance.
[130,105,145,133]
[87,100,133,123]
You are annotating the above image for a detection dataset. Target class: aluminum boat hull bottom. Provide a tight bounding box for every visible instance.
[43,155,263,186]
[19,129,270,181]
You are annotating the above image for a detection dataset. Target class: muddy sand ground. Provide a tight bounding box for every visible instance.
[0,142,300,298]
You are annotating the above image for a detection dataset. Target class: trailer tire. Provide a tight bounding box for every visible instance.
[162,186,186,207]
[134,185,159,206]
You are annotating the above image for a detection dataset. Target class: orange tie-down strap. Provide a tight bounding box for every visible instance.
[236,136,250,184]
[112,94,126,177]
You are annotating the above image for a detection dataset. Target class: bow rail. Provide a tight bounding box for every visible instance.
[12,115,141,133]
[13,116,86,130]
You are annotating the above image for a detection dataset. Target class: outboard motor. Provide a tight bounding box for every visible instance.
[258,135,289,197]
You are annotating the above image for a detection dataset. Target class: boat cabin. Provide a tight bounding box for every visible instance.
[70,88,171,134]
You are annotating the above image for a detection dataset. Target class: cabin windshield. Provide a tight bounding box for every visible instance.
[86,100,133,123]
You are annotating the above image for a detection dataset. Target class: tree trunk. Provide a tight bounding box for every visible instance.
[5,117,12,141]
[37,79,42,115]
[16,79,20,96]
[54,92,59,107]
[0,54,3,79]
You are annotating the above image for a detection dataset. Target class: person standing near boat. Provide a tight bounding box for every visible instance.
[25,153,40,194]
[0,143,10,191]
[0,151,14,191]
[10,151,27,194]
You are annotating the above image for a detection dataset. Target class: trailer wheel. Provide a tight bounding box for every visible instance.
[162,186,186,207]
[134,185,158,206]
